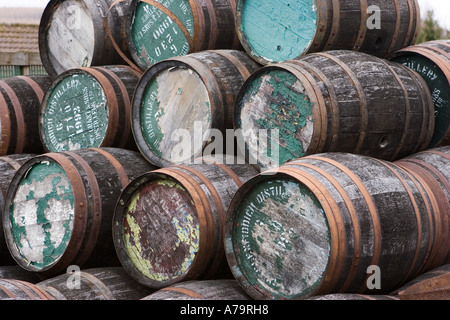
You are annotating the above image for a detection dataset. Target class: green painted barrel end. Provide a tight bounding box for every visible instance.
[226,175,330,300]
[129,1,194,69]
[392,53,450,148]
[237,0,318,64]
[7,160,75,271]
[40,72,108,152]
[235,68,315,170]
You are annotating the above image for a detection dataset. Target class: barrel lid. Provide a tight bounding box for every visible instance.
[4,158,75,271]
[235,66,317,170]
[40,0,96,77]
[224,173,331,300]
[127,0,194,70]
[39,70,109,152]
[114,172,201,289]
[392,50,450,148]
[236,0,318,64]
[133,63,212,167]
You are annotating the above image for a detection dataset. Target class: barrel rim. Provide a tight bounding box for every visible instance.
[391,42,450,147]
[2,154,88,274]
[233,62,322,170]
[39,0,107,78]
[39,67,115,153]
[125,0,197,71]
[224,170,332,300]
[113,169,209,289]
[234,0,320,65]
[131,58,215,168]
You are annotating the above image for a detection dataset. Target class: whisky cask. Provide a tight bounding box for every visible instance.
[126,0,242,70]
[0,154,37,265]
[36,267,154,300]
[236,0,420,64]
[39,0,133,78]
[235,50,434,170]
[141,280,252,300]
[396,147,450,264]
[39,65,141,152]
[132,50,260,167]
[225,153,446,300]
[3,148,156,277]
[391,40,450,147]
[0,279,54,300]
[113,156,258,289]
[0,76,52,155]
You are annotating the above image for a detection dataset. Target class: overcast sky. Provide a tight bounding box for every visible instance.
[0,0,448,29]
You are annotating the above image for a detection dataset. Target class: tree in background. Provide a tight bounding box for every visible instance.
[417,10,446,43]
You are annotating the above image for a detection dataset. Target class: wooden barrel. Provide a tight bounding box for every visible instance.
[235,0,421,65]
[2,148,156,277]
[126,0,242,71]
[307,294,399,301]
[0,266,42,283]
[36,267,154,300]
[0,154,37,265]
[113,156,258,289]
[224,153,446,300]
[39,65,142,153]
[132,50,261,168]
[391,40,450,147]
[39,0,133,78]
[395,147,450,264]
[0,76,52,155]
[234,50,435,170]
[391,264,450,300]
[141,279,252,300]
[0,279,54,300]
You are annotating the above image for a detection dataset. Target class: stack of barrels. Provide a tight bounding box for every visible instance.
[0,0,449,301]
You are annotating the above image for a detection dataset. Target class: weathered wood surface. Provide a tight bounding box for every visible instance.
[3,148,156,277]
[307,294,399,300]
[39,65,142,152]
[113,156,258,289]
[0,266,42,283]
[132,49,260,168]
[225,152,447,300]
[0,154,37,265]
[0,279,54,300]
[396,146,450,264]
[0,76,52,155]
[236,0,421,65]
[126,0,241,70]
[235,50,434,170]
[391,264,450,300]
[141,279,252,300]
[39,0,133,78]
[36,267,154,300]
[392,40,450,147]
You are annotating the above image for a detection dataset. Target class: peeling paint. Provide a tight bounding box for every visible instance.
[9,161,75,269]
[231,178,330,299]
[123,179,200,283]
[139,67,211,165]
[238,69,314,167]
